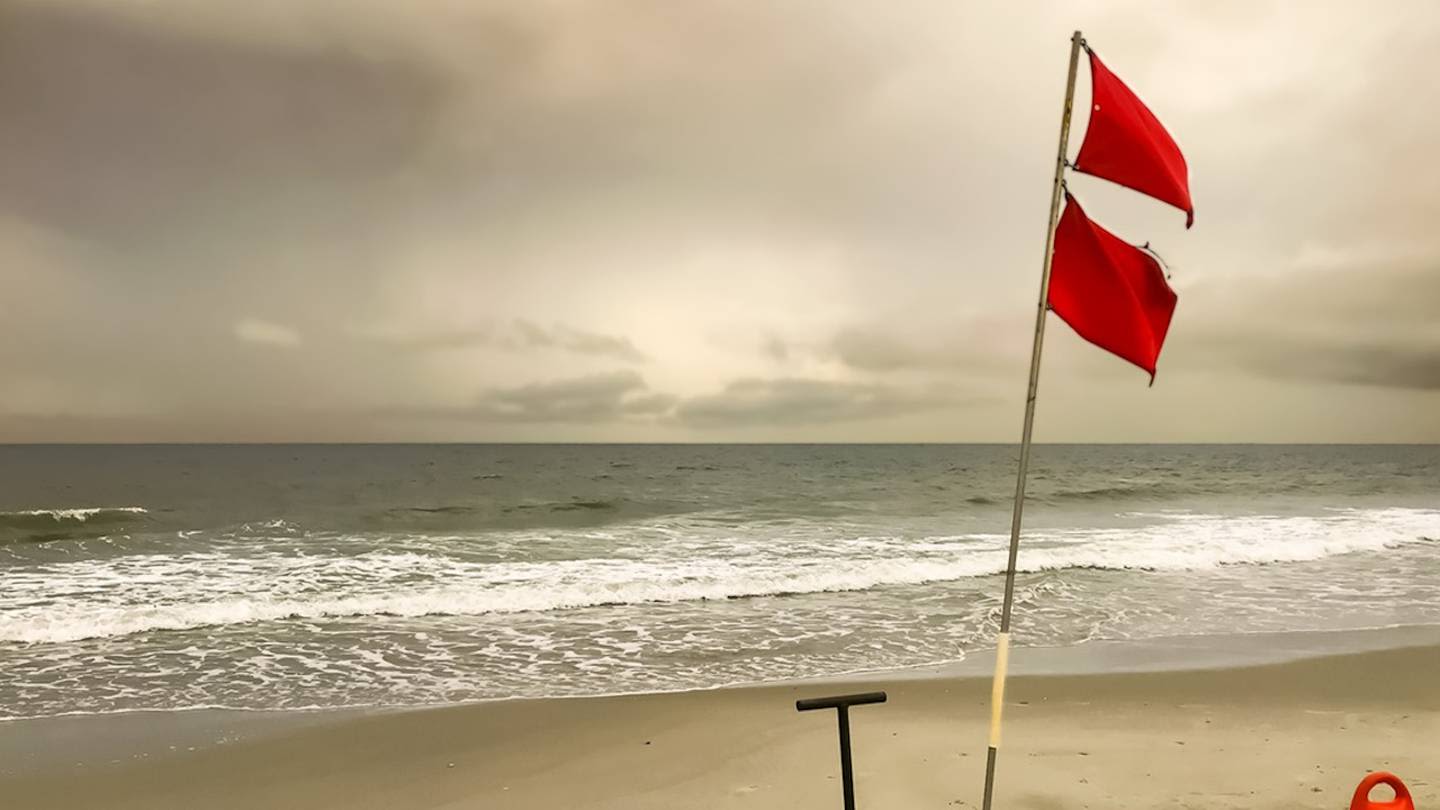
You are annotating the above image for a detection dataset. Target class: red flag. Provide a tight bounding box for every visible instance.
[1074,49,1194,227]
[1048,194,1177,380]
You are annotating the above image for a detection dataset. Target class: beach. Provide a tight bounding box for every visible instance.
[3,445,1437,807]
[5,0,1440,802]
[4,640,1436,809]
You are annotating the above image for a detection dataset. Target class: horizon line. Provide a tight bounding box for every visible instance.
[2,441,1437,447]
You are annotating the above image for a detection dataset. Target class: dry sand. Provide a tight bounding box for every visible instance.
[4,644,1437,809]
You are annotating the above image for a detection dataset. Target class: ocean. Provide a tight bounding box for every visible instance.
[1,444,1437,720]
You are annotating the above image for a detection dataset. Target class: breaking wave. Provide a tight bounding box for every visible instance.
[0,507,148,525]
[0,507,150,544]
[3,507,1435,645]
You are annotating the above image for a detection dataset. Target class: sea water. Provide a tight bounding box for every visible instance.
[1,444,1437,718]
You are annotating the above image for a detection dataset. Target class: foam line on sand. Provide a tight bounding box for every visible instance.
[2,643,1437,809]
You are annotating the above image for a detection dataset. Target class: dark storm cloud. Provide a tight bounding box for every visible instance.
[0,3,449,244]
[3,0,1439,441]
[1185,258,1440,391]
[1226,340,1440,391]
[674,378,969,428]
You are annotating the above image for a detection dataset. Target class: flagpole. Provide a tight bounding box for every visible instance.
[980,29,1084,810]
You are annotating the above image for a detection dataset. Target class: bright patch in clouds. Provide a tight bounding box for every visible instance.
[234,318,301,347]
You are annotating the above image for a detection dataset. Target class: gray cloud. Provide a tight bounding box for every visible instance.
[3,0,1439,441]
[753,323,1022,377]
[462,371,673,423]
[510,322,646,362]
[760,335,791,363]
[0,4,448,246]
[825,327,1016,373]
[1183,258,1440,391]
[360,321,645,361]
[829,329,932,372]
[1228,339,1440,391]
[675,378,969,428]
[378,374,971,430]
[359,328,498,352]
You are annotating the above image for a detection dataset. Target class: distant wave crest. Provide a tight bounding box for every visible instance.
[1047,482,1183,501]
[387,499,624,517]
[0,508,149,543]
[0,507,148,524]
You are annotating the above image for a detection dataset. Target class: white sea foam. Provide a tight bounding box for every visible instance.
[1,507,148,522]
[2,507,1435,645]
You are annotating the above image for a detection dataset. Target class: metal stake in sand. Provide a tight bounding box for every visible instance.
[796,691,888,810]
[980,29,1084,810]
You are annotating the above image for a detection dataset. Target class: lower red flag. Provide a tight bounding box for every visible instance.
[1048,194,1177,380]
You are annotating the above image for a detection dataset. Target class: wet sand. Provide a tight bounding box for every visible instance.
[3,643,1437,809]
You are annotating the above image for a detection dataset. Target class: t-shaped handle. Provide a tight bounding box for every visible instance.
[796,692,888,810]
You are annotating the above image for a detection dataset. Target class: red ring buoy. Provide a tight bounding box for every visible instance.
[1351,772,1414,810]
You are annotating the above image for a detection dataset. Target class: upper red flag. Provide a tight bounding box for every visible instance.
[1048,194,1177,380]
[1074,49,1194,227]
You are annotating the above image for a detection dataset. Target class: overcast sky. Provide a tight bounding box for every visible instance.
[3,0,1438,442]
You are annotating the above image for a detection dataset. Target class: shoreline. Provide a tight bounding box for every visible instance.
[5,622,1435,724]
[3,634,1437,809]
